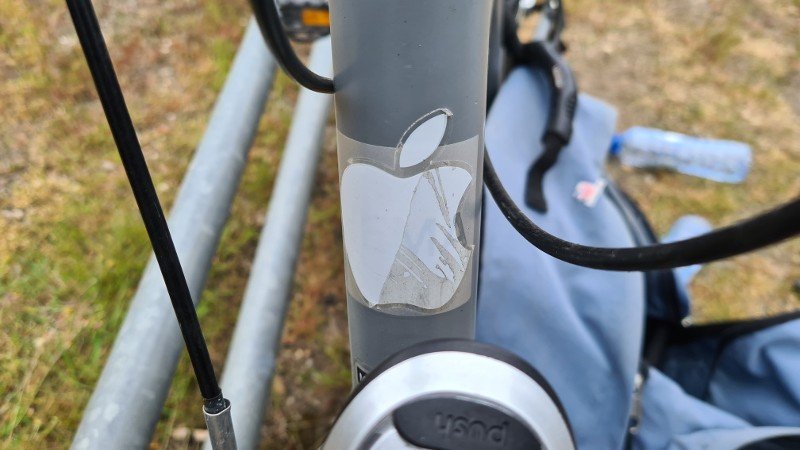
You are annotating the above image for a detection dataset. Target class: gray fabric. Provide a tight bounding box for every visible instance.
[477,66,645,450]
[710,319,800,426]
[636,368,800,450]
[659,317,800,426]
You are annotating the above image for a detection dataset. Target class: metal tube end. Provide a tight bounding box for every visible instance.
[203,398,237,450]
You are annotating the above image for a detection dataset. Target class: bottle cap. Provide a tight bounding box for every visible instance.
[609,134,623,156]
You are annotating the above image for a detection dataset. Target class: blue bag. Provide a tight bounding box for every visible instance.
[477,66,800,449]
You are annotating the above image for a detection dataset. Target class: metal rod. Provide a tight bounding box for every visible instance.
[202,37,333,450]
[204,399,237,450]
[72,19,276,450]
[66,0,220,403]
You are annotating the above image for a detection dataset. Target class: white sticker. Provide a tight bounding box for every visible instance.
[339,110,477,310]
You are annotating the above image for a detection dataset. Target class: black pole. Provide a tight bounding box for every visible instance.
[65,0,224,413]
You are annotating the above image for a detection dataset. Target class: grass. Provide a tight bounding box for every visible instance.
[1,0,798,448]
[565,0,800,320]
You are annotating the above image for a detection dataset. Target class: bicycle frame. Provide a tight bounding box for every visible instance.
[329,0,494,381]
[66,0,800,446]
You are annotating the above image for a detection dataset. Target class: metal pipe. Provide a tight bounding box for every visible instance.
[202,37,333,450]
[72,19,276,450]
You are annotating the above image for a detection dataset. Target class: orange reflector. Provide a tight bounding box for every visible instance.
[301,8,330,27]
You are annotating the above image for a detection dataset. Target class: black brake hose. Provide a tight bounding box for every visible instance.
[250,0,334,93]
[484,150,800,271]
[248,0,800,272]
[66,0,226,413]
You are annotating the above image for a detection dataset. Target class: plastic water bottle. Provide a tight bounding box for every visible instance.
[662,215,713,319]
[610,126,752,183]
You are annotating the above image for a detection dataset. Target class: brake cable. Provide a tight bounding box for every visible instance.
[484,150,800,271]
[250,0,333,93]
[250,0,800,272]
[66,0,234,445]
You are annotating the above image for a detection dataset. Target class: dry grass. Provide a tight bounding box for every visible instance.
[565,0,800,320]
[0,0,798,448]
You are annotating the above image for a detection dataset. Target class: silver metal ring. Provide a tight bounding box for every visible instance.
[323,351,574,450]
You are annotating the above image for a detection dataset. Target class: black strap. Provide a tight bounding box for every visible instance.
[511,41,577,213]
[668,310,800,345]
[525,133,566,212]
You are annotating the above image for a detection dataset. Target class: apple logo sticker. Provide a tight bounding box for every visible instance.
[340,109,475,310]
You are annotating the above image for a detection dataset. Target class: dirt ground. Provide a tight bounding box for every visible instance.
[0,0,798,448]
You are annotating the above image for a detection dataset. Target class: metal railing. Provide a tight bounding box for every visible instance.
[202,37,333,450]
[72,19,282,450]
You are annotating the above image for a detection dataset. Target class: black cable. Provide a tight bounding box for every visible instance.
[484,149,800,271]
[250,0,334,93]
[246,0,800,271]
[66,0,224,411]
